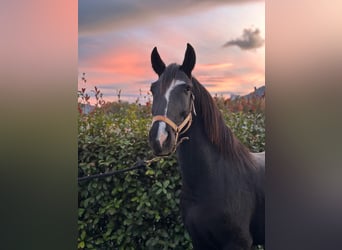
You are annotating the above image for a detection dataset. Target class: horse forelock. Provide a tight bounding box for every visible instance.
[159,63,182,94]
[191,78,257,169]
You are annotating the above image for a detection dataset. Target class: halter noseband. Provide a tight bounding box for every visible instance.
[151,94,196,154]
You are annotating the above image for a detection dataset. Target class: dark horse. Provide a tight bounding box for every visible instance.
[148,43,265,250]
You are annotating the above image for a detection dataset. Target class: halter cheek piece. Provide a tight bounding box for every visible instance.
[151,93,196,154]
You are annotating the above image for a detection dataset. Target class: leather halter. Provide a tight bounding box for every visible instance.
[151,95,196,154]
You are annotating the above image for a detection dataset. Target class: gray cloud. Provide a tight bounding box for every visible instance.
[79,0,263,35]
[223,28,264,50]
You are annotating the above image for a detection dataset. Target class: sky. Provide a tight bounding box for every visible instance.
[79,0,265,104]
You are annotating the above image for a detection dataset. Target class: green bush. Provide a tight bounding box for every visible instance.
[222,111,265,153]
[78,102,265,249]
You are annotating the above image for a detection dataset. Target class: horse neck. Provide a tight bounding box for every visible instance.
[176,110,256,197]
[176,115,225,194]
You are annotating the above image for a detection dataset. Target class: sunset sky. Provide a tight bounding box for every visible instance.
[79,0,265,103]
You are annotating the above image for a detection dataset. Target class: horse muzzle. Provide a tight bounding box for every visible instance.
[149,121,176,156]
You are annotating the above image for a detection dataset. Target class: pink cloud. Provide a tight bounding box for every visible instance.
[82,45,151,77]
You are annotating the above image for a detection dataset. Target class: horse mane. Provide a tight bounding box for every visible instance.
[191,77,257,169]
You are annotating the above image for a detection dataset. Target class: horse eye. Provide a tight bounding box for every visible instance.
[185,85,191,92]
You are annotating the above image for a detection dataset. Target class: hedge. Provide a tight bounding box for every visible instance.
[78,102,265,249]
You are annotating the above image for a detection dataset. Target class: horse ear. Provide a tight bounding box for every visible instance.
[180,43,196,78]
[151,47,166,76]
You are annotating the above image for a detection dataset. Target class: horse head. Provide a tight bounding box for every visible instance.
[149,43,196,156]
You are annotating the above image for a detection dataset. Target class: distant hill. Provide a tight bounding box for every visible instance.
[230,86,265,100]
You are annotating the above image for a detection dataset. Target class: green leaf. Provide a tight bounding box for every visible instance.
[163,180,170,187]
[78,241,85,249]
[80,230,86,240]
